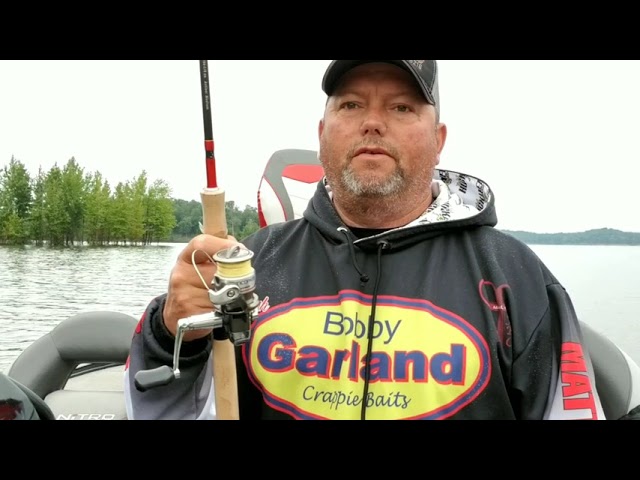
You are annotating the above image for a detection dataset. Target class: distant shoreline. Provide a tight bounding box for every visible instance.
[501,228,640,246]
[2,227,640,248]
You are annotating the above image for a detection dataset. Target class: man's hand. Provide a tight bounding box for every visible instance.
[163,233,239,341]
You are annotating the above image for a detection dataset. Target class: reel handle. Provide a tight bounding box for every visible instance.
[134,365,176,392]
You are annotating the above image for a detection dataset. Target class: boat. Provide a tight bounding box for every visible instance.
[4,310,137,420]
[4,149,640,420]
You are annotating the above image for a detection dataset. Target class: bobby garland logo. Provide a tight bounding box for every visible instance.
[247,291,490,420]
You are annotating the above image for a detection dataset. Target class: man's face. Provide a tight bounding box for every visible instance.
[318,62,446,201]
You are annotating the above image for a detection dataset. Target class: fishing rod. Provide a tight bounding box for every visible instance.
[198,60,226,236]
[200,60,244,420]
[134,61,259,421]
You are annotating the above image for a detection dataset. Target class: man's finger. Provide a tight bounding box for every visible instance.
[178,234,239,264]
[171,261,217,288]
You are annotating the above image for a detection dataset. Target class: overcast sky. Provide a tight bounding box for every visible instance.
[1,60,639,234]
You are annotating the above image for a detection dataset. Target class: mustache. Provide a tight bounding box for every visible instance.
[346,140,400,160]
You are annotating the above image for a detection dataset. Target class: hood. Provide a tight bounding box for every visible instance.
[303,168,498,253]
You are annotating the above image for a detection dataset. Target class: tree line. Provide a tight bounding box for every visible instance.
[4,156,638,247]
[502,228,640,245]
[0,156,260,247]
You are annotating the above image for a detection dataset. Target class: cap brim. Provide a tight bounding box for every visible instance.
[322,60,406,94]
[321,60,435,107]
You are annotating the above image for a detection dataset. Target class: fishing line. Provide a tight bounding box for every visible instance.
[191,249,215,290]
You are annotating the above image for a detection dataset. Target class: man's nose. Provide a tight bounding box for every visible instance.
[359,109,387,136]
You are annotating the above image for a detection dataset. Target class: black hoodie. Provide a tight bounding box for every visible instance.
[124,169,605,420]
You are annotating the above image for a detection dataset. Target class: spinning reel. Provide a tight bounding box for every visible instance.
[134,245,259,392]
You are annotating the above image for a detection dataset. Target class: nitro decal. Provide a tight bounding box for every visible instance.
[244,290,491,419]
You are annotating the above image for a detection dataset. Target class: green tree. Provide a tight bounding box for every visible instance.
[238,218,259,240]
[29,167,47,246]
[84,171,112,245]
[110,182,130,245]
[0,156,32,244]
[144,178,176,243]
[128,172,147,244]
[61,157,87,245]
[225,201,241,238]
[44,164,70,247]
[43,164,69,247]
[171,199,202,240]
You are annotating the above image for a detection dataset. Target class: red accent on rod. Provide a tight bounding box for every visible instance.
[206,158,218,188]
[204,139,217,188]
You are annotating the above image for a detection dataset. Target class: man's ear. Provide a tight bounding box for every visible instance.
[436,123,447,160]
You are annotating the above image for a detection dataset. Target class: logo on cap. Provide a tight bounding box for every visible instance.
[408,60,425,70]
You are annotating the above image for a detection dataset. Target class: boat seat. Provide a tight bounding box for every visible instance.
[44,390,128,420]
[580,320,640,420]
[7,311,138,420]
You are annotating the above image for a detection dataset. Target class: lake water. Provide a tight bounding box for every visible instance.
[1,243,639,373]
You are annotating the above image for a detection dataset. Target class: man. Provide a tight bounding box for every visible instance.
[124,60,606,420]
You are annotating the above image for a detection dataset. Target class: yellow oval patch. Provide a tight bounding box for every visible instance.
[245,290,490,419]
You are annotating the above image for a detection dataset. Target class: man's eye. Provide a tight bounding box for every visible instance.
[342,102,358,110]
[395,105,410,113]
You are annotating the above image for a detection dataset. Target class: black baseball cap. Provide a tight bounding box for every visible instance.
[321,60,440,116]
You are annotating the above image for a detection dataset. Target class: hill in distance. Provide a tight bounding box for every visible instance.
[500,227,640,245]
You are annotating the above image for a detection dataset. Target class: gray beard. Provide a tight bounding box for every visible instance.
[341,166,405,197]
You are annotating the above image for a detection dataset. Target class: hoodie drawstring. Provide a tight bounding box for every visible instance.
[337,227,369,285]
[336,227,391,420]
[360,240,389,420]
